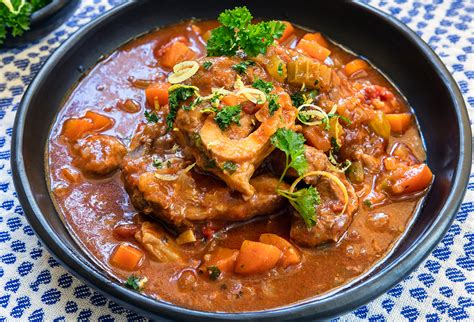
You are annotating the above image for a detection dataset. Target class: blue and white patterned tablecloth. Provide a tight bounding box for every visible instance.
[0,0,472,320]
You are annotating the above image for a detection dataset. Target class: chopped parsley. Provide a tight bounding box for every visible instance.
[290,90,319,107]
[214,104,242,130]
[203,61,213,70]
[268,94,280,115]
[152,158,163,168]
[207,266,221,281]
[252,79,274,94]
[331,137,341,153]
[124,275,146,291]
[231,60,255,74]
[222,161,238,174]
[206,7,286,57]
[144,110,159,123]
[363,199,372,208]
[277,62,284,77]
[166,85,199,130]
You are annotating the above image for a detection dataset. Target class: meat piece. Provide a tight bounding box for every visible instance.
[72,134,126,175]
[289,145,359,247]
[174,85,297,199]
[121,120,288,227]
[188,57,268,95]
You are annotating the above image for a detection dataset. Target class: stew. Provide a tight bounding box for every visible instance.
[47,7,433,312]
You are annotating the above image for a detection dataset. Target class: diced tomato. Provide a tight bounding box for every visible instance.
[363,85,395,102]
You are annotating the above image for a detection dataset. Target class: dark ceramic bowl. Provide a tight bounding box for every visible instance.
[11,0,471,320]
[2,0,80,48]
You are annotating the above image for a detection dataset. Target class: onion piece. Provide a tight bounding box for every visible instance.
[297,104,329,126]
[168,61,199,84]
[237,87,267,104]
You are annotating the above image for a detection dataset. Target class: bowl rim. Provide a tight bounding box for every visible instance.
[11,1,472,320]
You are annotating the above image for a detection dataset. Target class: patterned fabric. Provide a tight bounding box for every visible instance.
[0,0,472,320]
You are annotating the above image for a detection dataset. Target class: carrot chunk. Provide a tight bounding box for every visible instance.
[110,243,144,271]
[235,240,282,275]
[259,234,301,268]
[221,94,240,106]
[146,82,171,107]
[343,59,369,76]
[61,118,94,141]
[386,113,412,133]
[302,32,329,48]
[391,164,433,195]
[84,111,114,132]
[296,38,331,61]
[200,247,239,275]
[160,42,196,69]
[278,21,294,43]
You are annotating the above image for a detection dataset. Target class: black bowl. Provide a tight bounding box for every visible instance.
[11,0,471,320]
[2,0,80,48]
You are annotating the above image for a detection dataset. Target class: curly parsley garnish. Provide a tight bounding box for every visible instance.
[268,94,280,115]
[214,104,242,130]
[271,128,321,229]
[0,0,51,44]
[206,6,286,57]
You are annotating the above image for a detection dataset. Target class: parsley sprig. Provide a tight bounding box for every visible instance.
[232,61,255,74]
[206,6,286,57]
[252,79,280,115]
[271,128,321,229]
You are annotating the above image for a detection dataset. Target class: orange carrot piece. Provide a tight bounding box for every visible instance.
[386,113,412,133]
[84,111,114,132]
[221,94,240,106]
[200,247,239,274]
[278,21,294,43]
[110,243,144,271]
[296,38,331,61]
[146,82,171,107]
[61,118,94,141]
[343,59,370,76]
[235,240,282,275]
[259,234,301,268]
[391,164,433,195]
[302,32,329,48]
[160,41,196,69]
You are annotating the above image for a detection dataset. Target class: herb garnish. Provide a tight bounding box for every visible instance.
[232,60,255,74]
[222,161,238,174]
[124,275,146,291]
[0,0,51,44]
[214,104,242,130]
[152,158,163,168]
[270,128,308,182]
[279,186,321,228]
[206,6,286,57]
[166,85,199,130]
[207,266,221,281]
[270,128,321,229]
[203,61,213,70]
[144,110,159,123]
[252,79,274,94]
[268,94,280,115]
[363,199,372,208]
[253,79,280,114]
